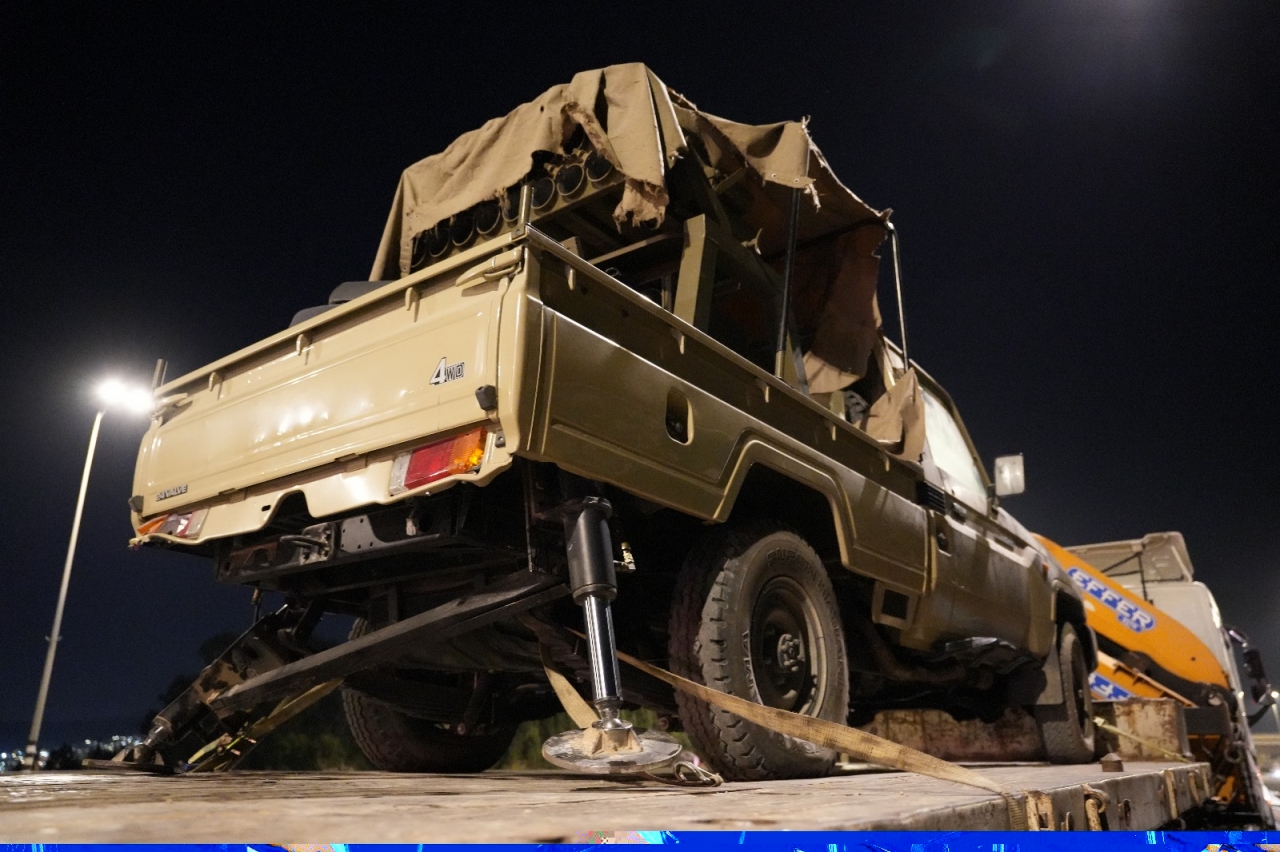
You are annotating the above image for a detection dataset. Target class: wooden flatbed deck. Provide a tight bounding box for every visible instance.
[0,761,1211,841]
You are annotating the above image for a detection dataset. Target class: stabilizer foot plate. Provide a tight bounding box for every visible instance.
[542,726,682,774]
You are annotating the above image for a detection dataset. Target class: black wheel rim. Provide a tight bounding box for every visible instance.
[749,576,826,714]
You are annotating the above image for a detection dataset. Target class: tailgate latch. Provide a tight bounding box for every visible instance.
[456,247,523,288]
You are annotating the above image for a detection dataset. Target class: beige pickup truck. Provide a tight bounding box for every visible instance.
[125,64,1094,780]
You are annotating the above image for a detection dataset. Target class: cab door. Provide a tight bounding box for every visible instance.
[919,386,1029,644]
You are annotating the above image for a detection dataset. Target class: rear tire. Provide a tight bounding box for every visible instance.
[341,619,516,773]
[669,525,849,781]
[1035,622,1096,764]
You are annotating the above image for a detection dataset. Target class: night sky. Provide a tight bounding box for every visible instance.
[3,2,1278,744]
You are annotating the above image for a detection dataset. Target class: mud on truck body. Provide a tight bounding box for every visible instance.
[125,64,1095,780]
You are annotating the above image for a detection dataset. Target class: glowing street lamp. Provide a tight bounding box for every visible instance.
[23,378,153,769]
[95,379,154,415]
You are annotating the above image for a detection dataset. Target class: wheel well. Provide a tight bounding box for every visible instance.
[727,465,841,565]
[609,465,844,680]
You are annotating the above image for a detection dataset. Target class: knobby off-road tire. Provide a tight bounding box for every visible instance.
[669,525,849,781]
[341,619,516,772]
[1035,621,1096,764]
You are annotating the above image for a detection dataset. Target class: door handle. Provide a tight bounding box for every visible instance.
[990,534,1021,553]
[949,502,967,522]
[936,529,951,553]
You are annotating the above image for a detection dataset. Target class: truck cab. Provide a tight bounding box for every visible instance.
[1066,532,1276,826]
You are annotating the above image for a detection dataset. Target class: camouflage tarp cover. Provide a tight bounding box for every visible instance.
[371,63,889,390]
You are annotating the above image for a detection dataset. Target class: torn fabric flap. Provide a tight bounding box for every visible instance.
[865,368,926,462]
[794,225,886,392]
[804,353,862,396]
[691,112,815,190]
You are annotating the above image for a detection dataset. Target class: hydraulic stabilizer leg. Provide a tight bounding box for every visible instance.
[541,496,680,773]
[568,497,627,733]
[582,595,626,731]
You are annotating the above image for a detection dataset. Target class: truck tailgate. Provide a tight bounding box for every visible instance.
[135,271,509,518]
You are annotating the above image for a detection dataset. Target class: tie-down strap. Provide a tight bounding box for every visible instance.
[547,635,1029,829]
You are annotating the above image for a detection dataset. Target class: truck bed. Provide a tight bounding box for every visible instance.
[0,761,1216,840]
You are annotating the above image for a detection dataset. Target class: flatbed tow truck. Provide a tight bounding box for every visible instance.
[0,760,1215,841]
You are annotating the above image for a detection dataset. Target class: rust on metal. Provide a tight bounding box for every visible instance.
[1095,698,1191,761]
[859,707,1043,761]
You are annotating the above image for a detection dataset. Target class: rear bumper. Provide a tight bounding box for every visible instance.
[210,483,526,594]
[130,427,514,549]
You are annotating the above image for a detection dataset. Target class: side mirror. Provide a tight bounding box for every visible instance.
[993,454,1026,497]
[1227,627,1273,705]
[1245,649,1272,703]
[1244,648,1268,682]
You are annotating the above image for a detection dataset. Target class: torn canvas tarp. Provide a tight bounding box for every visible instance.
[370,64,677,281]
[370,63,889,389]
[865,369,926,461]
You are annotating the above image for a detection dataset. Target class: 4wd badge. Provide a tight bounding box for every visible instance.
[430,357,465,385]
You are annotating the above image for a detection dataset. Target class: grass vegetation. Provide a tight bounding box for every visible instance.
[236,699,692,771]
[153,633,694,772]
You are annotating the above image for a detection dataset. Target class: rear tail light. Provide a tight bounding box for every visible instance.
[135,508,208,539]
[390,426,487,495]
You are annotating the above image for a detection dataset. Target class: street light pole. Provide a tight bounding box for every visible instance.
[23,409,105,769]
[22,377,152,770]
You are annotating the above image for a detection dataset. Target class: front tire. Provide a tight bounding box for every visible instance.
[668,525,849,781]
[1035,621,1096,764]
